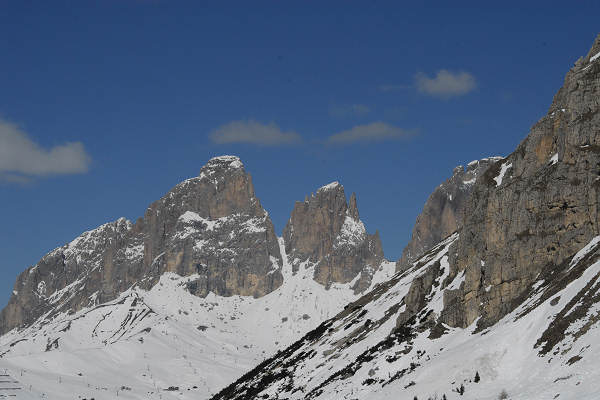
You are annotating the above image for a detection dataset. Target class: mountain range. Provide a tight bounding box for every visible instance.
[1,34,600,400]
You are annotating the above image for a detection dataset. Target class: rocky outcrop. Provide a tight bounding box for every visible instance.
[283,182,384,293]
[138,156,282,298]
[396,157,502,271]
[0,218,137,338]
[439,34,600,329]
[208,36,600,400]
[0,156,283,335]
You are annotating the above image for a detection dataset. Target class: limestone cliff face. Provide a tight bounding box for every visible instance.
[138,156,282,298]
[0,156,283,335]
[439,35,600,329]
[396,157,502,272]
[283,182,384,293]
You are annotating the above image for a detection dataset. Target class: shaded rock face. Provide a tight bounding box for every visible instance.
[440,35,600,329]
[283,182,384,293]
[0,156,283,335]
[396,157,502,272]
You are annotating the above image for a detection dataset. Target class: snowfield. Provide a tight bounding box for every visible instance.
[0,238,395,399]
[211,234,600,400]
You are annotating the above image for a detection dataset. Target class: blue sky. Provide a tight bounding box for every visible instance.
[1,1,599,308]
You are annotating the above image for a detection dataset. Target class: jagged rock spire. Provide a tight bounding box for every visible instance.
[283,181,383,293]
[348,192,360,220]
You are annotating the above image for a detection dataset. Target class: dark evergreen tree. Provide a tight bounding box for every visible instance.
[474,371,480,383]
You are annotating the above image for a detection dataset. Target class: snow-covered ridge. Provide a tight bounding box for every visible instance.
[466,156,503,169]
[206,155,244,169]
[0,237,396,400]
[49,217,132,259]
[317,181,341,192]
[213,233,600,400]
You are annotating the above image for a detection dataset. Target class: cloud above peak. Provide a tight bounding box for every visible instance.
[415,70,476,98]
[0,119,91,183]
[210,120,301,146]
[328,122,413,145]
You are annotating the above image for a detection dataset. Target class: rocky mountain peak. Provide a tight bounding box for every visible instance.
[283,182,384,293]
[0,156,283,335]
[200,155,245,175]
[317,180,341,192]
[396,156,502,271]
[211,35,600,400]
[440,33,600,329]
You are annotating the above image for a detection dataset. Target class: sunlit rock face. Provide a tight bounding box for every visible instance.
[283,181,384,294]
[445,34,600,329]
[0,155,283,335]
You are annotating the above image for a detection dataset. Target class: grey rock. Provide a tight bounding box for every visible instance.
[397,157,502,272]
[442,34,600,329]
[0,156,283,335]
[283,182,384,293]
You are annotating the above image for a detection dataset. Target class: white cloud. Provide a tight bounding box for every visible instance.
[327,122,412,144]
[329,104,371,118]
[210,120,301,146]
[415,70,476,98]
[0,119,91,181]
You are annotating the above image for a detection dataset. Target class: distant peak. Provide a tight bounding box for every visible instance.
[199,156,245,177]
[207,155,243,168]
[317,181,342,192]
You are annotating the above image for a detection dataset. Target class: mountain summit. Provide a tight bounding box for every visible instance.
[284,181,384,293]
[0,155,284,336]
[210,34,600,400]
[0,156,396,399]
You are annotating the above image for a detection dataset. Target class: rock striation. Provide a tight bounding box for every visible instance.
[396,157,502,272]
[207,37,600,400]
[283,182,384,293]
[440,34,600,329]
[0,156,283,335]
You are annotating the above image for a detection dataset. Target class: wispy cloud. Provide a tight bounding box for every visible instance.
[0,119,91,182]
[210,120,301,146]
[415,70,476,98]
[327,122,413,144]
[328,104,371,118]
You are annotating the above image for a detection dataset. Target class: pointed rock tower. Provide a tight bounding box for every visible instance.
[283,181,384,293]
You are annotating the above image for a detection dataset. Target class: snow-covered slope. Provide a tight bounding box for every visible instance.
[212,233,600,400]
[0,239,395,399]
